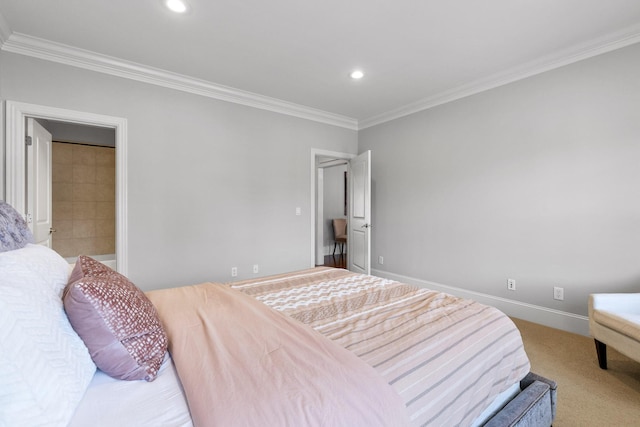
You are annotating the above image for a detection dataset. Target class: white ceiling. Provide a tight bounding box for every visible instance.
[1,0,640,129]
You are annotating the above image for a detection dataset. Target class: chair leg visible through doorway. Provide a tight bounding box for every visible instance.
[332,218,347,257]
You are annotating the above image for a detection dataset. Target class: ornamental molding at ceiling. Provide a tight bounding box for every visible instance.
[1,11,640,130]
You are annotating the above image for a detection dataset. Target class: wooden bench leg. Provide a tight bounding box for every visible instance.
[595,339,607,369]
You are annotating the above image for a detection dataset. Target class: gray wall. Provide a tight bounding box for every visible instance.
[359,43,640,317]
[3,42,640,319]
[0,52,358,290]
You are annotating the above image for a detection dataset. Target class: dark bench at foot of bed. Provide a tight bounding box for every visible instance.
[484,372,557,427]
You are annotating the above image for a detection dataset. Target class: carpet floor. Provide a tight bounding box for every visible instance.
[512,317,640,426]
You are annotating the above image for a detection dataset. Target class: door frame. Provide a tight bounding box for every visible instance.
[309,148,355,267]
[4,101,129,275]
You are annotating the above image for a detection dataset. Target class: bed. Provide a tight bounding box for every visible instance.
[227,268,557,427]
[0,200,556,427]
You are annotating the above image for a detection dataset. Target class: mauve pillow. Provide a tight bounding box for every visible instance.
[63,256,168,381]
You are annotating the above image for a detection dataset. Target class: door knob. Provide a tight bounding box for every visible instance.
[49,228,56,234]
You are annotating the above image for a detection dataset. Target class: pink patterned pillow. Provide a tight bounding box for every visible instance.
[63,256,167,381]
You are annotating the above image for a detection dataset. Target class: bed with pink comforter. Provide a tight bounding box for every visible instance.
[229,267,532,426]
[146,280,408,427]
[145,267,550,427]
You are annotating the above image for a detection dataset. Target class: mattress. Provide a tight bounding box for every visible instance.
[230,267,531,426]
[69,354,192,427]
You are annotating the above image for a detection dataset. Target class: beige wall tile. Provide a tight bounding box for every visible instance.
[73,165,96,184]
[95,166,115,185]
[95,147,116,167]
[95,184,115,202]
[95,237,115,255]
[52,144,116,258]
[53,201,73,220]
[73,201,96,220]
[52,219,73,239]
[73,219,95,238]
[53,143,73,165]
[53,238,75,258]
[53,183,73,202]
[73,183,97,202]
[95,201,115,219]
[74,238,96,256]
[95,219,115,237]
[53,165,73,183]
[73,145,96,166]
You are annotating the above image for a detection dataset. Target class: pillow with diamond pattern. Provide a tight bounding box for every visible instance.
[63,256,168,381]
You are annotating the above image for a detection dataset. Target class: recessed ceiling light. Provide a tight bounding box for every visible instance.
[350,70,364,80]
[165,0,189,13]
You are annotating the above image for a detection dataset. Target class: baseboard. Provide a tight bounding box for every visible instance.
[372,268,590,337]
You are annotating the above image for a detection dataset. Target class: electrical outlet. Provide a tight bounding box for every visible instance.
[553,287,564,301]
[231,267,238,277]
[378,256,384,265]
[507,279,516,291]
[253,264,259,274]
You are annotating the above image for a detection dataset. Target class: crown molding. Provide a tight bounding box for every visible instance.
[0,11,11,46]
[1,33,358,131]
[359,23,640,130]
[3,23,640,132]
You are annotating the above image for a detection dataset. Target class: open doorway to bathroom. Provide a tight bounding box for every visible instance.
[43,120,117,269]
[4,100,128,274]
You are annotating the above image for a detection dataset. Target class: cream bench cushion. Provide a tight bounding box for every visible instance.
[589,293,640,369]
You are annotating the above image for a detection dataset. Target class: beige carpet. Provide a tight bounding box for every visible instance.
[512,318,640,426]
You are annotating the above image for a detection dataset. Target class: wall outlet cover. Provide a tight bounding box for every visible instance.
[553,287,564,301]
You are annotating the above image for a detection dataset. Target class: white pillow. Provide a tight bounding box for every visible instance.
[0,244,96,426]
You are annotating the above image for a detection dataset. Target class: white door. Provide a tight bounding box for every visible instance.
[26,118,53,247]
[348,150,371,274]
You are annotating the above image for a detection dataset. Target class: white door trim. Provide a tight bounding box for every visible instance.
[316,167,324,265]
[4,101,129,275]
[309,148,356,268]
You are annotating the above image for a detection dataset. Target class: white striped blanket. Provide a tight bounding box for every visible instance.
[230,267,530,427]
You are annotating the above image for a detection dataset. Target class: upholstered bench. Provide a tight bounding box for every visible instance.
[589,293,640,369]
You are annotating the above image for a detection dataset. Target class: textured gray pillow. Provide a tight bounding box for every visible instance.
[0,201,34,252]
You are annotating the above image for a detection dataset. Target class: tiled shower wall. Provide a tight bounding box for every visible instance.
[51,142,115,258]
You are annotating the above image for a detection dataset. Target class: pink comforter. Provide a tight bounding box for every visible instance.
[147,282,408,427]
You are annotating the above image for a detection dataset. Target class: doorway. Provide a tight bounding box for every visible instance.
[318,160,348,266]
[309,149,355,268]
[44,120,117,268]
[4,101,129,274]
